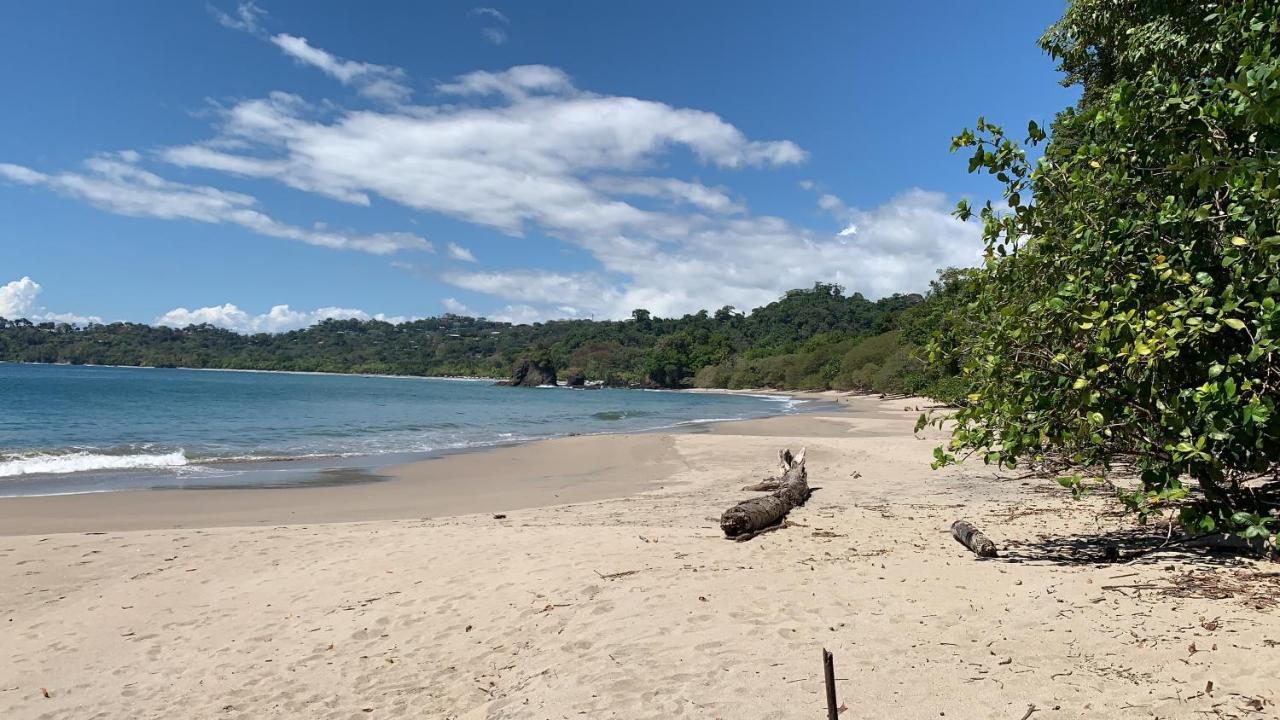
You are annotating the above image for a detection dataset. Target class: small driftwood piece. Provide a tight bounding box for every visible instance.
[721,448,809,540]
[951,520,998,558]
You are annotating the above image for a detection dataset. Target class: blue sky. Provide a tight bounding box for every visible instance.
[0,1,1074,331]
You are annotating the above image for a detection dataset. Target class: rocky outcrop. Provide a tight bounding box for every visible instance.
[499,358,557,387]
[564,370,587,387]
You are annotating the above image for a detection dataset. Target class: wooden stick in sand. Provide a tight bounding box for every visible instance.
[823,648,838,720]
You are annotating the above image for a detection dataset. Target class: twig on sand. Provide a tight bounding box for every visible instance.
[1018,704,1038,720]
[1121,515,1181,564]
[594,569,640,580]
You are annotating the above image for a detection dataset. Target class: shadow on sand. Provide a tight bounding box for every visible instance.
[996,526,1260,568]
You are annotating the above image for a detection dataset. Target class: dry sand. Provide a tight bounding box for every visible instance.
[2,396,1278,719]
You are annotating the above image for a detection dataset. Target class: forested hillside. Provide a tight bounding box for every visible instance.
[0,275,965,395]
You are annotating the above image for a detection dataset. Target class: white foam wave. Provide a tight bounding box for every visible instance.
[0,450,189,478]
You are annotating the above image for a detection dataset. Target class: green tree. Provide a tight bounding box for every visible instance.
[929,0,1279,540]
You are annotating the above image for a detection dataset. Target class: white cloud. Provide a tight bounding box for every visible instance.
[0,277,40,318]
[155,302,410,333]
[470,7,509,23]
[446,270,620,310]
[0,154,429,255]
[161,64,805,244]
[470,7,510,44]
[0,277,101,325]
[440,189,981,321]
[590,176,742,214]
[209,1,266,35]
[146,61,976,322]
[818,193,847,214]
[445,242,477,262]
[436,64,575,99]
[210,2,411,104]
[440,297,472,315]
[489,304,545,325]
[270,34,411,104]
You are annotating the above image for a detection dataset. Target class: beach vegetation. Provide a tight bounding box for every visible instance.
[927,0,1280,538]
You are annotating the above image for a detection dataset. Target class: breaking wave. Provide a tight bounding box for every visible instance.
[0,450,189,478]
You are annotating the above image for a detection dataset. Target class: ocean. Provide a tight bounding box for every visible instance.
[0,362,798,497]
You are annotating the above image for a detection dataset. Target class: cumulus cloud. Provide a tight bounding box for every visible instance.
[440,189,981,321]
[445,242,477,262]
[0,277,40,318]
[156,302,411,333]
[0,277,101,325]
[0,153,429,255]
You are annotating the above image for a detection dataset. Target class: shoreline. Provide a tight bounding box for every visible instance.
[0,359,505,383]
[0,399,857,536]
[0,431,683,536]
[1,364,832,500]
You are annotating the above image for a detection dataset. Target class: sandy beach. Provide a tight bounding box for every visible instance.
[2,396,1278,719]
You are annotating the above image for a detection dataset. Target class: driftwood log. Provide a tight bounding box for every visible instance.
[951,520,998,557]
[721,448,809,540]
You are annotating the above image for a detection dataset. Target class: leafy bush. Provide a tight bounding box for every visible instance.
[929,0,1279,539]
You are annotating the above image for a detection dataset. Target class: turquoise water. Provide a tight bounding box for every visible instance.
[0,363,797,496]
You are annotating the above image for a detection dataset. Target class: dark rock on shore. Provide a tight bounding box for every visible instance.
[498,358,557,387]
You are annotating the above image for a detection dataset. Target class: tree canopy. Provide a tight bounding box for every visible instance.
[928,0,1279,539]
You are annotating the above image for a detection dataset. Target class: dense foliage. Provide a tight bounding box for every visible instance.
[0,280,962,395]
[929,0,1279,538]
